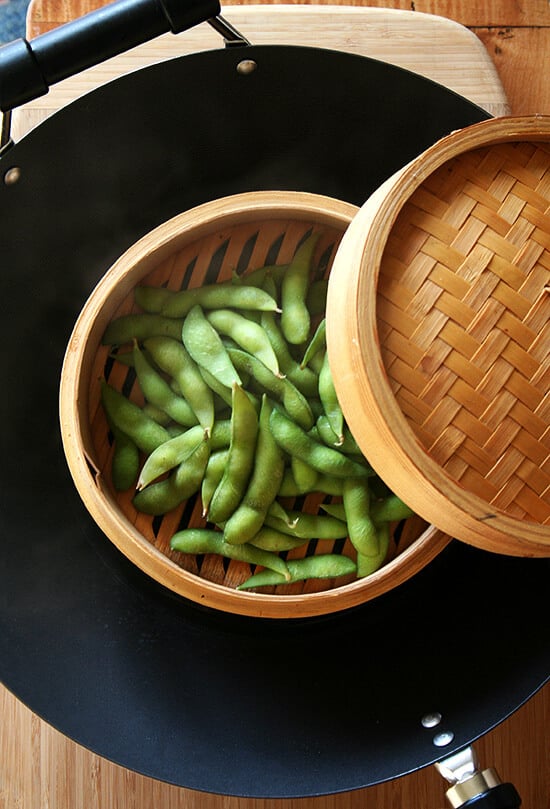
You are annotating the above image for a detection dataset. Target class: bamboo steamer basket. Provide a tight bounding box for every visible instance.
[328,115,550,560]
[59,190,449,619]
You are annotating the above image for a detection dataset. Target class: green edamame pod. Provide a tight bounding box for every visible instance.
[144,336,215,437]
[356,522,391,577]
[201,449,230,517]
[182,305,241,389]
[300,318,326,369]
[318,349,344,444]
[248,527,309,553]
[260,309,319,398]
[137,425,206,490]
[207,383,259,524]
[110,425,140,491]
[170,528,290,580]
[306,278,328,316]
[102,313,185,345]
[316,415,361,455]
[234,264,287,288]
[319,502,347,522]
[277,468,345,497]
[134,285,176,313]
[227,347,314,431]
[132,440,211,515]
[290,455,319,493]
[281,232,320,345]
[370,495,415,524]
[133,341,199,427]
[237,553,356,590]
[161,283,279,318]
[343,478,379,556]
[223,396,285,545]
[264,508,349,539]
[269,407,371,478]
[101,381,171,454]
[206,309,280,376]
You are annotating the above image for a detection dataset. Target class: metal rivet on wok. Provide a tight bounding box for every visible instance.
[4,166,21,185]
[421,712,442,728]
[433,730,455,747]
[236,59,257,75]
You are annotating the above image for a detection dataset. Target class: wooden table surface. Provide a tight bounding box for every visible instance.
[1,1,549,807]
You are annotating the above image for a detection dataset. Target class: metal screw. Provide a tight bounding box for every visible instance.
[236,59,257,75]
[433,730,455,747]
[421,712,442,728]
[4,166,21,186]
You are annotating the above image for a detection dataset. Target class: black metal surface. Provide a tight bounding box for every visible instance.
[0,46,548,798]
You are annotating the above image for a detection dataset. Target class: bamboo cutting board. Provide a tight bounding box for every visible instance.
[12,3,510,140]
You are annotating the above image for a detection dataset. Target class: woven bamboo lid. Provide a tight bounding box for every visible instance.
[327,116,550,558]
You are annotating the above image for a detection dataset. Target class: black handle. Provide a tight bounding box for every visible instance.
[458,783,521,808]
[0,0,220,111]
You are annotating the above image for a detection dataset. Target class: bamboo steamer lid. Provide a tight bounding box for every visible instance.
[327,116,550,558]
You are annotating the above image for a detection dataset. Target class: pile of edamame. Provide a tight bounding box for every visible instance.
[100,231,415,592]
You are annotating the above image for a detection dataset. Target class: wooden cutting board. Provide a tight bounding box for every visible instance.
[12,3,509,140]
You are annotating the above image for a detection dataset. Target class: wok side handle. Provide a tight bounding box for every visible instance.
[0,0,221,112]
[436,746,522,808]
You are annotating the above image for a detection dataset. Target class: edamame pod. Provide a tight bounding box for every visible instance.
[101,381,171,454]
[281,232,320,344]
[132,440,210,515]
[134,285,176,313]
[248,527,308,552]
[102,313,185,345]
[290,456,318,492]
[207,383,259,524]
[227,347,314,431]
[260,309,319,397]
[137,425,206,490]
[318,349,344,444]
[182,305,241,389]
[277,468,345,497]
[206,309,280,376]
[370,495,415,524]
[133,341,199,427]
[343,478,379,556]
[316,415,361,455]
[269,407,371,478]
[222,396,285,545]
[306,278,328,316]
[110,425,140,491]
[170,528,290,580]
[356,522,391,577]
[144,336,215,437]
[300,318,326,369]
[201,449,230,517]
[264,509,349,539]
[161,283,279,318]
[237,553,356,590]
[233,264,287,288]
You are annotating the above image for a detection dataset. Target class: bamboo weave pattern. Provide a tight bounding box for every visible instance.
[378,140,550,525]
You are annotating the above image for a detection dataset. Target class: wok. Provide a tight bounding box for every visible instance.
[0,0,547,805]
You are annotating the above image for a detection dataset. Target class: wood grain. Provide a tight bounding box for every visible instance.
[1,2,549,807]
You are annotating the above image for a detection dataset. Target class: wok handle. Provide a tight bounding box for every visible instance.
[0,0,221,112]
[436,746,521,808]
[452,783,521,808]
